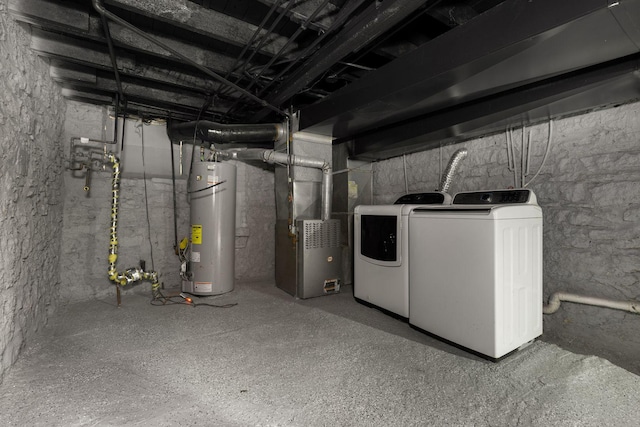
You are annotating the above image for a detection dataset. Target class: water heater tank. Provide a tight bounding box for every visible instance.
[183,161,237,295]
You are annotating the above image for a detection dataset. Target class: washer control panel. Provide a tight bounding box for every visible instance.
[394,192,447,205]
[453,189,533,205]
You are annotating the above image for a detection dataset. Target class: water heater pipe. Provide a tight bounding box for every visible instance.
[225,149,333,221]
[439,148,468,193]
[167,121,285,144]
[543,291,640,315]
[106,153,160,297]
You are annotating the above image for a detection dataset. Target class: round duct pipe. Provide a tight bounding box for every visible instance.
[167,120,284,144]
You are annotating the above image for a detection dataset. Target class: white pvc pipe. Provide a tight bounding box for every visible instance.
[543,291,640,315]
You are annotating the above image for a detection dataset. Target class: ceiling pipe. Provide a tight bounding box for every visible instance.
[167,120,285,145]
[224,0,284,79]
[224,0,332,119]
[91,0,288,119]
[223,149,332,221]
[98,11,124,108]
[254,0,369,101]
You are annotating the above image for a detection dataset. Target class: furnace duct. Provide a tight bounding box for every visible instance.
[439,148,468,193]
[167,120,331,222]
[222,149,333,221]
[167,120,285,145]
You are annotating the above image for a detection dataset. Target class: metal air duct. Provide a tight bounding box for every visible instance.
[167,121,285,145]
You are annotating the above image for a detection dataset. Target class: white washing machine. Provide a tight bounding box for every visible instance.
[408,189,543,360]
[354,192,451,318]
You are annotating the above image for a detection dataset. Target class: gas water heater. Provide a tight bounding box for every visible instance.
[182,161,237,296]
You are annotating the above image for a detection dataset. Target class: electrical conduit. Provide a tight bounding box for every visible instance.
[107,154,160,295]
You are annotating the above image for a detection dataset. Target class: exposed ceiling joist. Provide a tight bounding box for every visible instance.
[104,0,294,56]
[348,54,640,160]
[252,0,438,121]
[257,0,340,33]
[8,0,640,160]
[299,0,640,159]
[14,1,248,75]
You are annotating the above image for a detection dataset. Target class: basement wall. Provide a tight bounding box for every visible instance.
[372,101,640,372]
[60,102,276,303]
[0,8,66,383]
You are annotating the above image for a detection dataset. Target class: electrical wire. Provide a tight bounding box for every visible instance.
[524,119,554,188]
[120,107,127,152]
[169,126,179,252]
[150,290,238,308]
[402,154,409,194]
[186,98,210,197]
[187,180,226,194]
[140,120,155,271]
[507,127,519,187]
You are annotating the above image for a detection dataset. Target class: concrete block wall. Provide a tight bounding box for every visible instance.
[61,102,172,303]
[235,161,276,281]
[372,101,640,370]
[60,102,276,303]
[0,7,66,383]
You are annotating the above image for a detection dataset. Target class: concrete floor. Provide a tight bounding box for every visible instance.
[1,281,639,426]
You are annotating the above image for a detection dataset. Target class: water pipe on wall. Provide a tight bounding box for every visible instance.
[543,291,640,315]
[106,153,160,304]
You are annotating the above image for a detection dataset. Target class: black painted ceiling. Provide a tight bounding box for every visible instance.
[10,0,640,160]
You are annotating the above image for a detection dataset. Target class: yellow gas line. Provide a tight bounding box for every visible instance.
[106,153,160,298]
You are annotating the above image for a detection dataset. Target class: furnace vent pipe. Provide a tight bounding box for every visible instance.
[167,121,284,145]
[226,149,332,221]
[439,148,468,193]
[543,291,640,315]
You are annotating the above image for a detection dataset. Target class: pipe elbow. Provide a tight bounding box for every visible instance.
[92,0,105,14]
[543,292,562,314]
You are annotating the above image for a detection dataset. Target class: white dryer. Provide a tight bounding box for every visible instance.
[408,189,543,360]
[354,192,451,318]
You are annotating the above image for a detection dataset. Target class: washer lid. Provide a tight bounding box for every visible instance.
[410,204,542,220]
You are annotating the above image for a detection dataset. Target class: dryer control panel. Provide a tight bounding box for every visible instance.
[453,189,534,205]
